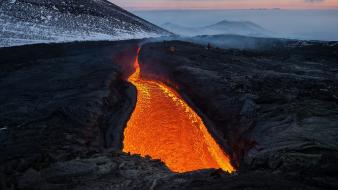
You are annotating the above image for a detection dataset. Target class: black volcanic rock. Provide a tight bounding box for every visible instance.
[0,41,140,189]
[0,0,170,47]
[15,151,173,190]
[188,34,338,50]
[0,38,337,190]
[139,40,338,189]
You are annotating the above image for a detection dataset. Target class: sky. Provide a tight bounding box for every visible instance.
[111,0,338,10]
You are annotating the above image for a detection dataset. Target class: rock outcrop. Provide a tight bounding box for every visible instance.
[16,151,172,190]
[0,41,139,189]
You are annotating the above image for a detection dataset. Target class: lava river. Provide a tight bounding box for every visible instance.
[123,48,234,173]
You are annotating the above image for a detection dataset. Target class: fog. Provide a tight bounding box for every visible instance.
[133,9,338,41]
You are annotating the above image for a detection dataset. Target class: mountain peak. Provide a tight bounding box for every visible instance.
[162,19,268,37]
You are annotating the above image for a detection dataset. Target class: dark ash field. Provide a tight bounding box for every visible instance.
[1,37,338,190]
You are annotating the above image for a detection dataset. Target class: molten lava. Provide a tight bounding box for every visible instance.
[123,48,234,173]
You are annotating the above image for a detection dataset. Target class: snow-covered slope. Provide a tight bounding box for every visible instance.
[162,20,270,37]
[0,0,170,47]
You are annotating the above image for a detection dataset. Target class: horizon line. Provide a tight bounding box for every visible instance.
[126,7,338,11]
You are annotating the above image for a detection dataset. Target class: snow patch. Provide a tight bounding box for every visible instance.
[0,0,169,48]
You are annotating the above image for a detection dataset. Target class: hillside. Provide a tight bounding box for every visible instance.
[0,0,170,47]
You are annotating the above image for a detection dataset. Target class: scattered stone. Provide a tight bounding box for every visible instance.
[0,127,8,143]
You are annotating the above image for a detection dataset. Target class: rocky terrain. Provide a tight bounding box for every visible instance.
[187,34,338,50]
[0,37,337,190]
[139,40,338,189]
[0,0,169,47]
[0,41,141,189]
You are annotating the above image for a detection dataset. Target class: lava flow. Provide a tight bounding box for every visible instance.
[123,48,234,173]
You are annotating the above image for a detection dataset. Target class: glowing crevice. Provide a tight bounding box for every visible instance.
[123,48,234,173]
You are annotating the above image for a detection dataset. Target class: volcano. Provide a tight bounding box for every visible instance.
[0,0,169,47]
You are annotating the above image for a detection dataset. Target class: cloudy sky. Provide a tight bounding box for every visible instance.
[111,0,338,10]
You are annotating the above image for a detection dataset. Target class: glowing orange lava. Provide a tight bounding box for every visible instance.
[123,48,234,173]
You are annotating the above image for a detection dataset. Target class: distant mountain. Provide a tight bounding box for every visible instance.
[162,20,270,37]
[0,0,170,47]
